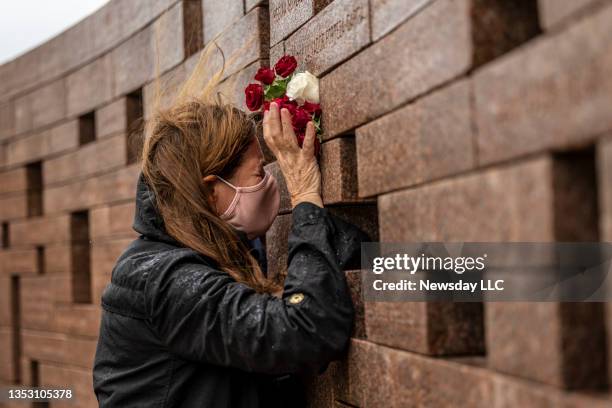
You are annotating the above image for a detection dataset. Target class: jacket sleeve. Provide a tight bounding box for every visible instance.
[144,201,369,376]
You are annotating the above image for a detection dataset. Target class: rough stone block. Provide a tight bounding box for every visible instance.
[202,0,244,43]
[0,194,30,221]
[39,363,98,406]
[345,270,365,338]
[14,79,66,134]
[66,54,114,117]
[0,101,14,141]
[264,161,291,214]
[19,277,54,330]
[44,164,140,214]
[320,137,365,205]
[365,301,485,356]
[320,0,471,139]
[270,40,285,64]
[95,95,143,139]
[44,244,90,275]
[378,157,555,242]
[284,0,370,76]
[538,0,609,29]
[52,304,101,339]
[10,215,75,246]
[356,79,474,197]
[113,0,187,96]
[0,167,31,195]
[246,0,267,12]
[21,330,97,369]
[269,0,332,46]
[212,7,270,80]
[6,120,80,167]
[0,248,38,275]
[91,238,134,304]
[90,202,136,240]
[370,0,431,41]
[265,213,292,280]
[113,27,154,96]
[474,3,612,165]
[43,134,127,186]
[0,328,16,383]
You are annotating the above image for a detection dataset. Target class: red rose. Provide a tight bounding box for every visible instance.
[301,101,322,116]
[292,107,311,133]
[254,67,275,85]
[263,96,297,114]
[274,55,298,78]
[245,83,264,111]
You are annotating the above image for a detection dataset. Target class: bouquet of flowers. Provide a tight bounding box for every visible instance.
[245,55,322,156]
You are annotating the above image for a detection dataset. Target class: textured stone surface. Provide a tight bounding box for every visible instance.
[0,249,39,277]
[1,0,611,402]
[66,54,114,117]
[599,136,612,240]
[538,0,610,29]
[5,120,80,167]
[265,213,292,280]
[211,7,270,80]
[370,0,432,40]
[487,302,608,389]
[95,96,142,139]
[345,270,365,338]
[470,0,541,68]
[0,101,14,141]
[43,134,127,186]
[320,137,364,205]
[43,164,140,214]
[264,161,291,214]
[356,79,474,197]
[202,0,244,43]
[270,41,285,65]
[10,215,77,246]
[269,0,333,46]
[112,2,186,98]
[365,301,485,356]
[14,79,66,134]
[284,0,370,76]
[378,157,555,242]
[320,0,471,138]
[474,3,612,165]
[90,202,137,240]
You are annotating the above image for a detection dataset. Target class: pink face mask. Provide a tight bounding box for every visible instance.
[216,170,281,239]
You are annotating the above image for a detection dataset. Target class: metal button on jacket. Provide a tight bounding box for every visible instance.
[288,293,305,304]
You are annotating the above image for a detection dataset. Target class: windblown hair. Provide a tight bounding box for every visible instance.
[140,36,281,294]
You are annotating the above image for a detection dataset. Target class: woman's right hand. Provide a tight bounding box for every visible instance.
[263,102,323,208]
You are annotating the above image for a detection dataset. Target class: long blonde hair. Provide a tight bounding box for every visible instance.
[140,37,281,294]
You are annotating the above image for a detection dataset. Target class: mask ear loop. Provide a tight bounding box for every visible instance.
[214,175,238,190]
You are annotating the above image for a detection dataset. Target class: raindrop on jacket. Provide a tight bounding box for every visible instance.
[92,173,370,407]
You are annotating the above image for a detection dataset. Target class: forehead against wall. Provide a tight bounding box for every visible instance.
[1,0,612,406]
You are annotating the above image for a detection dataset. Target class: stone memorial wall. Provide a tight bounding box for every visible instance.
[1,0,612,406]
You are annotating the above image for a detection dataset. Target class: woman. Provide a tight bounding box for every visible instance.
[92,56,370,405]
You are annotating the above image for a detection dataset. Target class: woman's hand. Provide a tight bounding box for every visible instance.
[263,102,323,208]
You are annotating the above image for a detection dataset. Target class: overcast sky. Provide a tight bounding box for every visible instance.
[0,0,110,65]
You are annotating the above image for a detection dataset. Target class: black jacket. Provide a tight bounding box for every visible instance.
[92,174,369,407]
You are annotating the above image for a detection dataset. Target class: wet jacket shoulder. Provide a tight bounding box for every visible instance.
[93,173,370,407]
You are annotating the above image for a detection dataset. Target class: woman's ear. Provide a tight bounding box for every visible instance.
[202,175,218,207]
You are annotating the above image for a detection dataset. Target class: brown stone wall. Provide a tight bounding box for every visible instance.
[1,0,612,406]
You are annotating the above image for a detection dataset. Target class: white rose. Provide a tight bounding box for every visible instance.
[286,71,319,104]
